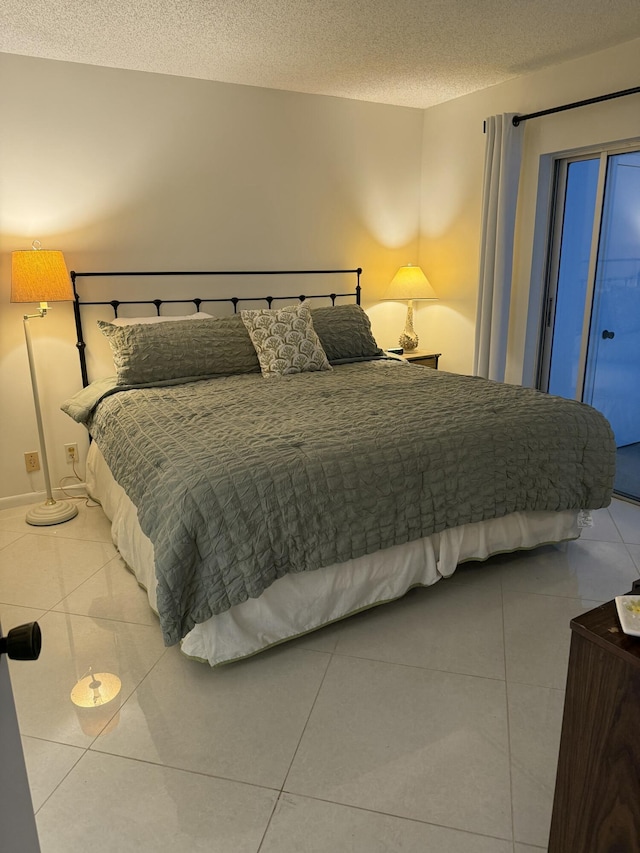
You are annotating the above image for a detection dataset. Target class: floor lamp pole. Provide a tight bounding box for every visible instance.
[23,310,78,526]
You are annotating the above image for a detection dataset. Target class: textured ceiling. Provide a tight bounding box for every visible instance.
[2,0,640,108]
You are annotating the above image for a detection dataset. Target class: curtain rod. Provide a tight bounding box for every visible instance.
[511,84,640,127]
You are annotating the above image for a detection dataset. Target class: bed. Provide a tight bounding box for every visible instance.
[62,267,616,665]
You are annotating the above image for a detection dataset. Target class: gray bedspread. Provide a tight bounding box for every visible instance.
[63,361,616,645]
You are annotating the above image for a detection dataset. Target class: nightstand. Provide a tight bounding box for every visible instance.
[548,598,640,852]
[397,351,441,369]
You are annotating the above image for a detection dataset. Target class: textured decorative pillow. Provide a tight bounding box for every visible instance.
[240,305,332,377]
[110,312,213,326]
[311,304,382,363]
[98,315,260,385]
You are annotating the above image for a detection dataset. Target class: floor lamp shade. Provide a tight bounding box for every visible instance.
[11,243,78,526]
[383,264,437,351]
[11,249,73,304]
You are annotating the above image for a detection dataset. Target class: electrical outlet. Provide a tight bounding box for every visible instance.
[65,443,79,464]
[24,451,40,473]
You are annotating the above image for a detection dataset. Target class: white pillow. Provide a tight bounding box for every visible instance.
[110,311,213,326]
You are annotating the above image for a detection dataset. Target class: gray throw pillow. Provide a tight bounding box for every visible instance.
[311,304,382,362]
[98,315,260,385]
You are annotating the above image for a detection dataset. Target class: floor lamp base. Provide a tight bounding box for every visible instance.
[26,499,79,526]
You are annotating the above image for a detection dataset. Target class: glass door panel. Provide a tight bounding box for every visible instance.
[547,158,600,399]
[584,151,640,442]
[541,147,640,502]
[583,151,640,499]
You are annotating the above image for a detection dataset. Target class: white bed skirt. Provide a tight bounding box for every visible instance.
[87,442,580,665]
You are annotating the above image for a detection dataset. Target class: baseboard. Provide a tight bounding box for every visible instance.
[0,484,88,512]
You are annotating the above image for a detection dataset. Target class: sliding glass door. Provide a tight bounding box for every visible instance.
[539,148,640,501]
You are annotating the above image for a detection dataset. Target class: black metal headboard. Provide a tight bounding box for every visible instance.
[71,267,362,387]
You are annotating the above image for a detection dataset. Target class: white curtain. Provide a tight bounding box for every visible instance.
[473,113,524,382]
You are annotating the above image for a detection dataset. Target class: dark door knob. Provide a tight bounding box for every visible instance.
[0,622,42,660]
[601,329,615,339]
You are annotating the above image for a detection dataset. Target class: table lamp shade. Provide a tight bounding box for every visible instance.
[11,249,73,304]
[386,264,437,301]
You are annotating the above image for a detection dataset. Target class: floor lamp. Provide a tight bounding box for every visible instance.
[383,264,438,351]
[11,242,79,526]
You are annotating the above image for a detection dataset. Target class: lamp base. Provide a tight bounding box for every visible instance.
[399,331,419,351]
[399,301,419,351]
[26,499,78,526]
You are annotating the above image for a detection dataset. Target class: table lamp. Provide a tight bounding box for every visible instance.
[11,241,79,526]
[384,264,437,351]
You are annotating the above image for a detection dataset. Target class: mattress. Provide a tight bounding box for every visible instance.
[87,441,582,666]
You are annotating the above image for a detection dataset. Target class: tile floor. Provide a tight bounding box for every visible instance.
[615,442,640,501]
[1,497,640,852]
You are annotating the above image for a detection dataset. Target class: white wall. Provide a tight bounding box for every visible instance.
[419,36,640,380]
[0,53,424,503]
[3,38,640,505]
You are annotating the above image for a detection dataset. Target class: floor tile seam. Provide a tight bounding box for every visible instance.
[31,743,88,815]
[609,504,640,545]
[21,732,84,748]
[4,560,116,621]
[0,530,28,548]
[280,650,335,793]
[434,572,502,587]
[256,791,284,853]
[4,599,82,623]
[500,587,604,605]
[78,645,170,750]
[276,789,515,843]
[578,535,624,543]
[500,571,517,846]
[36,562,116,613]
[0,598,47,615]
[587,526,640,547]
[32,530,114,546]
[35,603,158,631]
[85,743,283,794]
[11,526,115,547]
[504,679,562,829]
[505,679,564,694]
[56,535,116,546]
[506,676,566,695]
[49,605,157,628]
[622,542,640,574]
[4,534,118,624]
[329,649,507,683]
